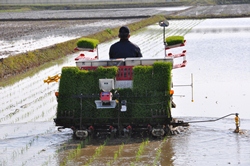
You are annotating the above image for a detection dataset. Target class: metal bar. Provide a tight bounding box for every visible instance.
[184,113,237,124]
[191,73,194,102]
[80,94,83,130]
[173,84,191,87]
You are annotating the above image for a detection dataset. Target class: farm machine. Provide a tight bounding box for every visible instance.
[51,21,190,139]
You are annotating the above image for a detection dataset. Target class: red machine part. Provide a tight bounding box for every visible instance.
[165,40,186,50]
[75,54,97,61]
[126,125,132,131]
[116,66,133,80]
[109,125,114,130]
[88,126,94,131]
[167,50,186,58]
[173,60,187,69]
[147,124,152,131]
[100,92,112,101]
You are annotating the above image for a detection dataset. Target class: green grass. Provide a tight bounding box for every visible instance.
[76,38,99,49]
[165,36,184,46]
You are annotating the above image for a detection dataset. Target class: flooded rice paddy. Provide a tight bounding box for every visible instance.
[0,19,142,58]
[0,17,250,166]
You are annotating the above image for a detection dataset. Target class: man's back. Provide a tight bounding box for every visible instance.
[109,39,142,59]
[109,26,142,59]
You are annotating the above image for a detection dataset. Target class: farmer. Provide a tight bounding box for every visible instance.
[109,26,142,59]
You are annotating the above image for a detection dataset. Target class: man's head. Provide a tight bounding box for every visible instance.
[118,26,130,39]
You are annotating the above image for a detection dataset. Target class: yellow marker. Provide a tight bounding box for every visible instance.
[234,113,240,133]
[43,74,61,84]
[235,115,239,126]
[170,90,174,95]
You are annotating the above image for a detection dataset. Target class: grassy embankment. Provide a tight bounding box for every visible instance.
[0,15,166,86]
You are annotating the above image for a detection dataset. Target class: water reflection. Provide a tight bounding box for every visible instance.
[169,117,250,166]
[191,26,250,34]
[172,17,250,119]
[160,138,175,166]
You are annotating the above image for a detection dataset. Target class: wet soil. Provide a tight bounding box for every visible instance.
[0,20,96,41]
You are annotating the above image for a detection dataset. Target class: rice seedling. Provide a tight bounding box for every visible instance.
[153,137,167,165]
[166,35,183,46]
[60,138,90,166]
[0,160,7,166]
[106,142,125,166]
[22,161,27,166]
[130,138,149,165]
[41,155,56,166]
[76,38,99,49]
[84,138,109,166]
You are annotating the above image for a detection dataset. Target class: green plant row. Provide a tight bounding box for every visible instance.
[84,138,109,166]
[153,136,167,165]
[165,36,184,46]
[133,62,172,92]
[57,66,117,115]
[130,138,149,166]
[56,62,172,126]
[106,143,125,166]
[60,138,90,166]
[0,15,166,82]
[76,38,99,49]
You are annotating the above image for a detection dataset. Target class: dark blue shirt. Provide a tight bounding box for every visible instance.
[109,39,142,59]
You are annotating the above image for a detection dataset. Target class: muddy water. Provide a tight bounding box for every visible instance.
[170,118,250,166]
[1,18,250,166]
